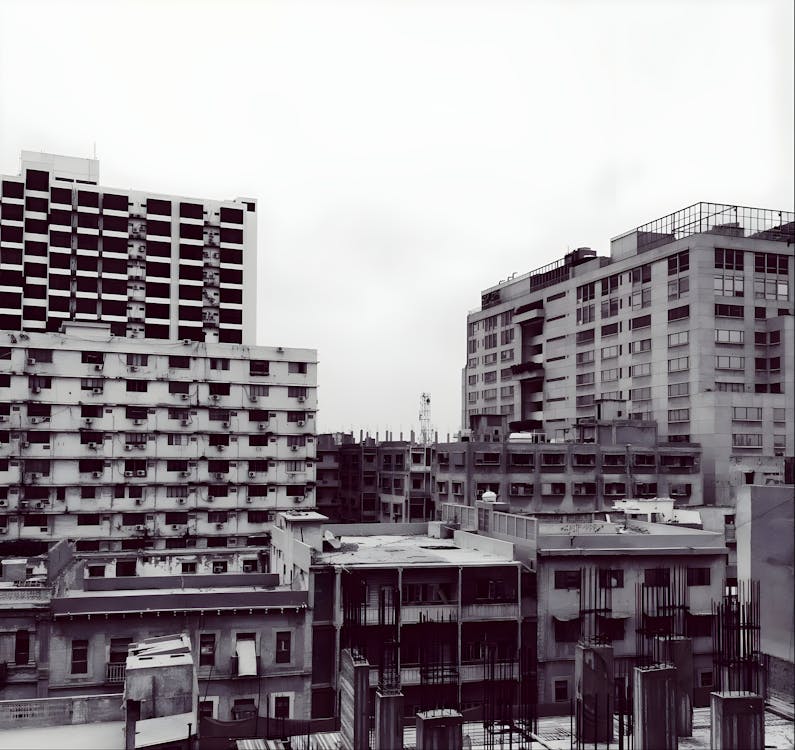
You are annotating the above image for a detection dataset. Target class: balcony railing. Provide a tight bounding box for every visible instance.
[462,602,519,620]
[105,662,126,684]
[400,604,458,624]
[0,586,52,605]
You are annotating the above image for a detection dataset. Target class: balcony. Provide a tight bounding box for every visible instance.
[0,585,52,606]
[105,662,126,684]
[460,661,518,682]
[462,602,519,621]
[400,603,458,624]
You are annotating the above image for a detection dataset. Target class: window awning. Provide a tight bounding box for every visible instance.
[553,613,580,622]
[687,610,714,617]
[236,639,257,677]
[598,612,632,620]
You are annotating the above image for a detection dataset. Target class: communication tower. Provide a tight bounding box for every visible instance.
[419,393,433,445]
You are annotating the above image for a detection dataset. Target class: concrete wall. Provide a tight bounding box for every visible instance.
[736,485,794,666]
[0,693,123,729]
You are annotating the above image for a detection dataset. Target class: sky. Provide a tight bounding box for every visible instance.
[1,0,793,438]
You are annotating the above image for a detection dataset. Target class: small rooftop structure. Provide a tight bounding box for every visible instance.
[612,497,703,528]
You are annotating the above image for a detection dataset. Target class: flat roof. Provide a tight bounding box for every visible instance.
[314,534,515,568]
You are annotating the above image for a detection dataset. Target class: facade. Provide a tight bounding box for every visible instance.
[440,501,728,714]
[270,511,533,721]
[433,416,703,515]
[377,441,434,523]
[463,203,794,505]
[1,151,256,344]
[337,436,379,522]
[0,543,312,721]
[0,323,317,551]
[315,432,346,521]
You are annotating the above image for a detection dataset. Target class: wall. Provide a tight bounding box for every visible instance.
[0,692,123,729]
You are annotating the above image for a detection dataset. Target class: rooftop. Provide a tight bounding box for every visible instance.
[314,534,514,568]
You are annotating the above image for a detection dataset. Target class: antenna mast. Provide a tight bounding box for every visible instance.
[419,393,433,445]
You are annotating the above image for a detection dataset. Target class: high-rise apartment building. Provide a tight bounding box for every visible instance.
[0,152,317,553]
[0,151,256,344]
[463,203,794,506]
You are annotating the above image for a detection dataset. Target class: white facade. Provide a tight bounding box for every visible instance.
[0,151,257,344]
[0,325,317,551]
[463,203,794,506]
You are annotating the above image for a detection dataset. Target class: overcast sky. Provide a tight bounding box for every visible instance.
[1,0,792,438]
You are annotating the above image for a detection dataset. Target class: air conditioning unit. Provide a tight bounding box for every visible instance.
[129,365,138,372]
[297,420,305,427]
[180,394,189,401]
[35,501,44,509]
[0,528,7,535]
[182,339,192,345]
[32,387,41,394]
[84,418,94,427]
[214,472,224,480]
[135,498,142,505]
[290,445,298,452]
[210,394,219,401]
[26,357,36,365]
[258,424,266,431]
[180,471,190,477]
[92,388,102,394]
[92,471,102,478]
[125,444,133,452]
[216,445,226,452]
[0,500,6,507]
[297,396,305,403]
[136,443,145,450]
[124,470,133,477]
[245,497,252,503]
[133,418,144,425]
[171,524,179,530]
[249,396,258,403]
[293,497,302,504]
[135,525,146,532]
[94,364,103,372]
[178,498,186,505]
[21,441,30,448]
[135,470,146,477]
[222,421,230,429]
[248,471,256,478]
[0,416,7,422]
[215,522,223,529]
[30,417,39,425]
[180,419,190,427]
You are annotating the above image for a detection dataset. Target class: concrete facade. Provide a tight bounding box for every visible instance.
[463,203,794,506]
[1,151,256,344]
[0,327,317,551]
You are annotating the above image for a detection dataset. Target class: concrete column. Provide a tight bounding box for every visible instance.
[374,690,404,750]
[633,664,678,750]
[655,636,694,737]
[575,642,614,744]
[339,649,370,750]
[710,691,764,750]
[416,709,463,750]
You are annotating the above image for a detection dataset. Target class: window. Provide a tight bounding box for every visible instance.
[554,617,581,643]
[483,333,498,349]
[668,357,689,373]
[500,328,514,345]
[668,382,689,397]
[630,387,651,401]
[482,352,498,365]
[629,264,652,285]
[15,629,30,665]
[754,252,789,275]
[628,339,650,354]
[754,276,789,301]
[275,632,291,664]
[126,380,148,392]
[716,382,745,392]
[629,288,652,309]
[199,634,215,667]
[274,696,290,720]
[554,679,569,702]
[668,276,689,299]
[288,361,308,374]
[576,304,595,325]
[630,362,651,377]
[668,250,689,275]
[126,353,148,367]
[233,699,257,720]
[576,350,594,365]
[601,368,620,383]
[601,273,621,296]
[715,329,744,345]
[601,321,620,337]
[714,274,745,297]
[210,358,230,371]
[576,329,594,345]
[576,372,594,386]
[686,567,711,586]
[773,408,786,422]
[630,314,651,330]
[483,371,497,384]
[715,248,743,270]
[71,639,88,674]
[668,408,690,422]
[732,433,763,448]
[644,568,670,587]
[598,569,624,589]
[715,355,744,370]
[715,303,744,318]
[732,406,762,421]
[576,394,594,407]
[601,345,620,359]
[668,304,689,322]
[554,570,581,590]
[577,282,595,302]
